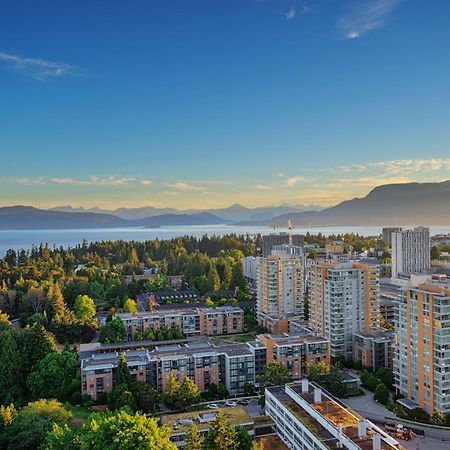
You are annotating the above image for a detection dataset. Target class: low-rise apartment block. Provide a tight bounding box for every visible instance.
[353,330,394,371]
[394,275,450,414]
[253,333,330,380]
[117,306,244,340]
[266,381,404,450]
[81,332,330,400]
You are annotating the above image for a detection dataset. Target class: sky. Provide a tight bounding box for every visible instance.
[0,0,449,210]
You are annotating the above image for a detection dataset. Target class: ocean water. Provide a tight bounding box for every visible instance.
[0,225,449,257]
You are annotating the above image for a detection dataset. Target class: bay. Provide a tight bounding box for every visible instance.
[0,225,449,257]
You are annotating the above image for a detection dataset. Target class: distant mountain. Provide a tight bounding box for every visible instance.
[49,205,180,220]
[0,206,228,229]
[135,212,228,227]
[0,206,128,229]
[251,181,450,227]
[50,203,323,222]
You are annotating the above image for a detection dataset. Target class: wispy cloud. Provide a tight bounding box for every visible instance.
[337,0,404,39]
[285,7,296,20]
[51,176,137,186]
[0,52,79,80]
[254,184,274,190]
[168,182,202,191]
[13,177,47,185]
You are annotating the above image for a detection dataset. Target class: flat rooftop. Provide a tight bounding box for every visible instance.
[161,406,253,435]
[269,383,404,450]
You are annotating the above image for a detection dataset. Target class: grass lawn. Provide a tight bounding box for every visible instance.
[66,404,92,427]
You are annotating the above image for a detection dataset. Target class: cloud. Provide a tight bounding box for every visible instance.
[285,7,296,20]
[12,177,46,185]
[255,184,273,190]
[140,179,153,185]
[51,176,137,186]
[0,52,80,81]
[168,182,202,191]
[337,0,404,39]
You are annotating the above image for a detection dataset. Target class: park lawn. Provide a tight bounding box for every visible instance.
[66,404,92,427]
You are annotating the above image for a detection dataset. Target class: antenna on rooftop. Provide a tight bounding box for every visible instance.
[288,220,293,246]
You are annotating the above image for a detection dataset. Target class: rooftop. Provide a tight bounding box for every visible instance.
[268,383,404,450]
[161,406,253,435]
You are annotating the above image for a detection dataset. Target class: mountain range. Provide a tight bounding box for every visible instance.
[49,203,323,222]
[0,181,449,229]
[246,180,450,227]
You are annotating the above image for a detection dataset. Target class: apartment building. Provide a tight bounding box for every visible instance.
[393,275,450,414]
[382,227,403,247]
[242,255,257,287]
[308,261,381,359]
[117,306,244,340]
[265,381,403,450]
[262,233,304,257]
[81,350,150,400]
[253,333,330,380]
[391,226,430,278]
[81,333,330,399]
[256,244,305,331]
[353,331,394,371]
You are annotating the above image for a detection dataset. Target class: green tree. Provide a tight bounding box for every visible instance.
[258,361,292,387]
[185,423,202,450]
[0,309,11,326]
[1,399,72,450]
[178,376,200,409]
[79,410,176,450]
[230,263,246,290]
[374,383,389,404]
[431,245,441,260]
[109,383,137,411]
[164,371,181,408]
[42,423,79,450]
[203,410,237,450]
[129,381,160,413]
[207,263,221,292]
[115,352,131,386]
[235,426,253,450]
[27,348,79,401]
[99,317,126,344]
[74,295,97,326]
[123,298,138,313]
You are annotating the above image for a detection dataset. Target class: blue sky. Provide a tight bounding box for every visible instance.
[1,0,449,209]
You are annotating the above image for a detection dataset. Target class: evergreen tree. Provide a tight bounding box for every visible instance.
[207,263,221,292]
[230,263,246,290]
[115,352,131,386]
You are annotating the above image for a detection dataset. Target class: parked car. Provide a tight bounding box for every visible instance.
[238,399,249,406]
[225,401,237,407]
[207,404,219,409]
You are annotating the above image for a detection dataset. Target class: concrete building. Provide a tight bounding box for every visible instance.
[353,331,394,371]
[116,306,244,340]
[266,381,403,450]
[242,255,257,287]
[256,244,305,331]
[393,275,450,414]
[382,227,403,247]
[308,261,381,359]
[391,226,430,278]
[262,232,304,257]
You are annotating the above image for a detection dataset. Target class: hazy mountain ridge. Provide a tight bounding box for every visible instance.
[3,181,449,229]
[0,206,226,229]
[49,203,324,222]
[252,180,450,226]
